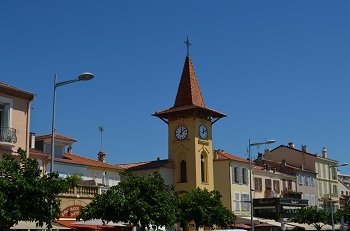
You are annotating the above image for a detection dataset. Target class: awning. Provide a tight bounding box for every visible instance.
[282,206,299,210]
[256,218,295,230]
[254,206,276,209]
[11,221,70,230]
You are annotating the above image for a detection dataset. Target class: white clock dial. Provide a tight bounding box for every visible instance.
[199,124,208,139]
[175,125,188,140]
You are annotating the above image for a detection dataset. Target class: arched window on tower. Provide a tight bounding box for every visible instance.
[201,153,208,183]
[180,160,187,182]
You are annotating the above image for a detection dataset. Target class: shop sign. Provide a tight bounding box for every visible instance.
[60,205,83,218]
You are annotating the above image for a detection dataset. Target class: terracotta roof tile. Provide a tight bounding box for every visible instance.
[61,153,120,170]
[36,133,77,142]
[116,159,172,171]
[214,150,250,163]
[174,56,205,107]
[153,56,226,120]
[115,161,150,170]
[0,82,35,100]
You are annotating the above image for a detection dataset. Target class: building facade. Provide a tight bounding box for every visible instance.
[0,82,34,155]
[213,149,251,217]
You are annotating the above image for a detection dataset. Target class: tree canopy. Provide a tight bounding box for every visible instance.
[178,188,236,230]
[292,206,330,231]
[335,204,350,225]
[79,172,179,231]
[0,148,76,231]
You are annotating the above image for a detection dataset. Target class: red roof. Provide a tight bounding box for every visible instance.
[174,56,205,107]
[0,82,35,100]
[153,56,225,120]
[214,150,250,164]
[36,133,77,142]
[116,162,148,169]
[60,153,121,170]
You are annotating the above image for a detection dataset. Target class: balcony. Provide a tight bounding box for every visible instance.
[323,193,339,202]
[0,127,17,144]
[60,185,109,198]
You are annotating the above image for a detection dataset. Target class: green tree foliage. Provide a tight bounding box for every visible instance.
[292,206,330,231]
[0,148,76,231]
[335,204,350,225]
[178,188,236,230]
[79,172,179,231]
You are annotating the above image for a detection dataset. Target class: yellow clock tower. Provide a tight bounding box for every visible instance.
[153,43,225,193]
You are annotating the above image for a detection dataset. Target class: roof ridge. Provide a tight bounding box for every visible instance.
[64,152,116,168]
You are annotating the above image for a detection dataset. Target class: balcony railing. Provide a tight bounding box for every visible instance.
[60,185,106,198]
[0,127,17,144]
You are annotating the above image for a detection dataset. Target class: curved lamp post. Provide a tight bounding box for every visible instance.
[49,72,94,230]
[248,139,276,231]
[329,163,348,231]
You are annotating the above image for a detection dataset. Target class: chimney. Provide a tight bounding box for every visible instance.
[301,145,307,153]
[98,151,106,163]
[288,142,295,148]
[322,147,327,158]
[30,132,35,149]
[281,159,287,167]
[264,149,270,159]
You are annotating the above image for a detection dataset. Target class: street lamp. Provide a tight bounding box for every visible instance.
[329,163,348,231]
[248,139,276,231]
[49,72,94,230]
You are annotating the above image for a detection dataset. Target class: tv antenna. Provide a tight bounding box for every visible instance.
[98,126,104,151]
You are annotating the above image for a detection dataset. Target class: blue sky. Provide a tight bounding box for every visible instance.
[1,1,350,173]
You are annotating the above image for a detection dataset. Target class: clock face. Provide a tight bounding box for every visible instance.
[175,125,188,140]
[199,124,208,140]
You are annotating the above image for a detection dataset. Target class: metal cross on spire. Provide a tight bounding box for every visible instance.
[184,36,192,57]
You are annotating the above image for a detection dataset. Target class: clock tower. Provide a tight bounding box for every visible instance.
[153,43,225,193]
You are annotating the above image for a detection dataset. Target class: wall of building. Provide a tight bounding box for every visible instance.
[213,160,231,211]
[269,146,316,172]
[0,93,31,153]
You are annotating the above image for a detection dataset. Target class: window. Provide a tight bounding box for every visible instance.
[201,153,208,183]
[180,160,187,182]
[287,180,292,191]
[273,180,280,193]
[341,191,344,196]
[241,193,250,211]
[297,175,302,185]
[282,179,287,191]
[0,96,14,143]
[300,175,304,186]
[311,195,316,206]
[333,185,338,196]
[265,179,272,190]
[304,194,309,205]
[242,168,248,185]
[235,193,240,211]
[255,177,262,192]
[233,167,239,183]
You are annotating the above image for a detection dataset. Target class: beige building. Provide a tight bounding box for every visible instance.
[213,149,251,217]
[0,82,34,155]
[315,147,340,210]
[255,152,318,206]
[253,164,297,199]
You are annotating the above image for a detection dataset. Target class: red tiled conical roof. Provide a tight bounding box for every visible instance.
[174,56,205,108]
[153,56,225,120]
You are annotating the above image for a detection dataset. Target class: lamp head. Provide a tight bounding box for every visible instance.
[78,72,94,81]
[265,140,276,144]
